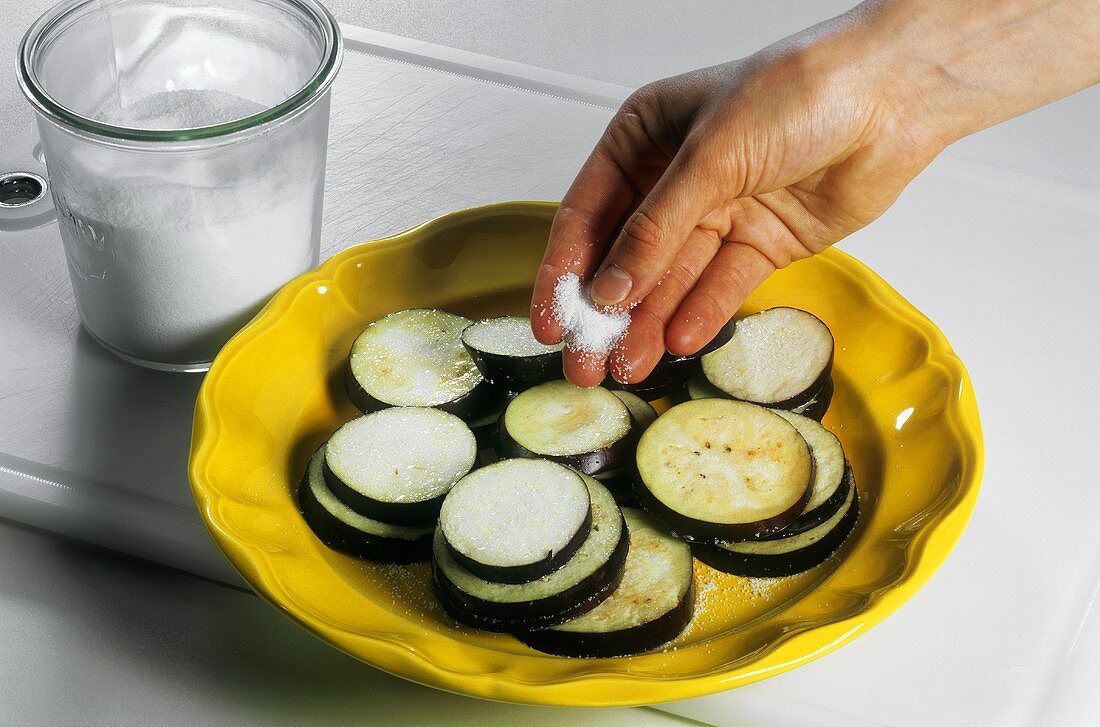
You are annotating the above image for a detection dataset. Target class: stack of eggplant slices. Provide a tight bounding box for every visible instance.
[298,306,859,658]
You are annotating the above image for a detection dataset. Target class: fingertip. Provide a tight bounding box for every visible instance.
[530,304,563,345]
[563,347,609,388]
[589,265,633,307]
[609,332,665,385]
[530,265,565,344]
[665,308,714,357]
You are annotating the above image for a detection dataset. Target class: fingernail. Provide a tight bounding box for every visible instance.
[590,265,632,306]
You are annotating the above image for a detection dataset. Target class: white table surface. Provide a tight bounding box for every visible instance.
[2,3,1099,726]
[0,520,695,727]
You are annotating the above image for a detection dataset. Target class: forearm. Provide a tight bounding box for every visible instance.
[851,0,1100,146]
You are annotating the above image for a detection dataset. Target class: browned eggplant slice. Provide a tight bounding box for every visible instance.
[634,399,813,542]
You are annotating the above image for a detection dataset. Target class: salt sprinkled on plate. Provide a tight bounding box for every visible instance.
[551,273,630,354]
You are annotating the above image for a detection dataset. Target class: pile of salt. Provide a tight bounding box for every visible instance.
[551,273,631,355]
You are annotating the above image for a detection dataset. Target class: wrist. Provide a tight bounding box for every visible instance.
[770,6,957,156]
[849,0,1100,144]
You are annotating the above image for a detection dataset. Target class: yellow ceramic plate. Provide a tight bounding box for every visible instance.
[189,201,982,706]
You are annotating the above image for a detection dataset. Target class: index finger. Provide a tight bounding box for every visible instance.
[530,144,636,345]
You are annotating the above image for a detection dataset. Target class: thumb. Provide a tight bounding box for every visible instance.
[588,151,718,308]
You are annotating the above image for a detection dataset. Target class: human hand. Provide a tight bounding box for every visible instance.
[530,0,1099,387]
[530,21,942,386]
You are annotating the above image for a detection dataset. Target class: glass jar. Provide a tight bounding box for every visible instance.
[19,0,343,371]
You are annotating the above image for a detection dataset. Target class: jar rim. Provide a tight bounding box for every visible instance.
[18,0,343,143]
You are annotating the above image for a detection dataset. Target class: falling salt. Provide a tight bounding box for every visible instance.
[551,273,630,354]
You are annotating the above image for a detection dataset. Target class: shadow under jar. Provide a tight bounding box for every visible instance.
[19,0,342,371]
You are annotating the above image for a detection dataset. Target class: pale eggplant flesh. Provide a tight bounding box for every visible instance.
[298,447,434,563]
[461,316,565,391]
[700,307,834,413]
[321,408,477,527]
[345,308,497,421]
[494,381,635,478]
[438,459,594,585]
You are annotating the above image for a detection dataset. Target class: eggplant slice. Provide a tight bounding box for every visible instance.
[467,391,516,450]
[788,376,834,422]
[601,318,736,401]
[431,475,629,632]
[695,473,859,577]
[323,407,477,526]
[680,366,833,422]
[517,507,694,657]
[299,447,434,563]
[439,459,592,584]
[346,308,496,419]
[768,410,849,535]
[594,466,641,507]
[682,368,727,402]
[496,380,633,477]
[611,390,658,433]
[462,316,564,391]
[701,307,833,412]
[634,399,813,542]
[602,356,695,401]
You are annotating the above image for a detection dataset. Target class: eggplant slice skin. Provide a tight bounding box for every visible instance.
[634,399,813,542]
[594,466,641,507]
[684,368,727,401]
[439,459,593,585]
[678,363,833,422]
[495,381,634,477]
[760,460,853,538]
[431,476,629,632]
[299,447,434,563]
[600,318,736,401]
[461,316,565,391]
[467,390,517,449]
[346,308,495,420]
[788,376,834,422]
[323,407,477,526]
[701,307,834,412]
[602,356,695,401]
[694,474,860,577]
[517,508,694,658]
